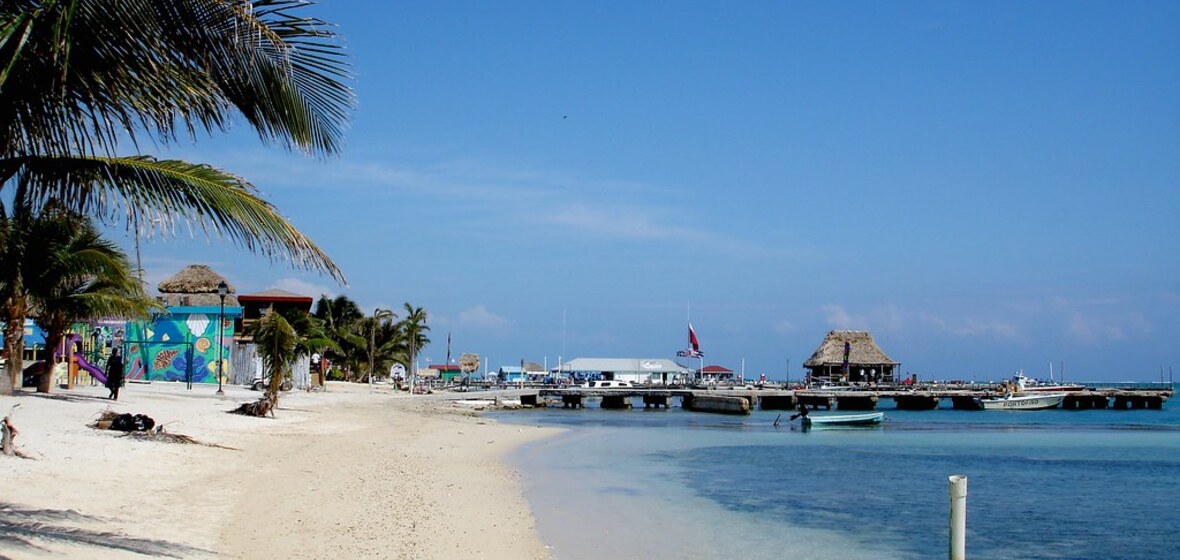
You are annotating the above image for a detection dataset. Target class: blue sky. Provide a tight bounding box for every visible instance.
[126,1,1178,382]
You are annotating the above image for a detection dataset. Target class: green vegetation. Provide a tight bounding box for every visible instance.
[312,296,431,384]
[0,1,354,394]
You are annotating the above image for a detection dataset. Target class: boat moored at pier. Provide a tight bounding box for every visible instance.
[976,392,1067,410]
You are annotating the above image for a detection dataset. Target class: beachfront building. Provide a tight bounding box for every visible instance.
[558,358,690,385]
[236,288,314,336]
[493,362,546,384]
[233,288,317,387]
[125,264,242,384]
[803,330,899,385]
[698,364,736,382]
[435,363,464,383]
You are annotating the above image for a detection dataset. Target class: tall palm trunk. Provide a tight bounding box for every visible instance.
[2,297,26,394]
[37,330,63,393]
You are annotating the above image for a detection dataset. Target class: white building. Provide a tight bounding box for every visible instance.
[557,358,690,385]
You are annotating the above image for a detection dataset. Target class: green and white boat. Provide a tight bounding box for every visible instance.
[801,411,885,427]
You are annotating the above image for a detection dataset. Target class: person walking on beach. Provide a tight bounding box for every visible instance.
[105,348,125,400]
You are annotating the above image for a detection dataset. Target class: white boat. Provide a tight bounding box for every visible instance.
[802,411,885,427]
[1013,371,1085,393]
[976,392,1066,410]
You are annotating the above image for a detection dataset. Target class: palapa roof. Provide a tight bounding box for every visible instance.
[699,364,734,374]
[156,264,240,307]
[803,330,898,367]
[239,288,312,302]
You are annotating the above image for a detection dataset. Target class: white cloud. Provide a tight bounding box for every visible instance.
[774,320,797,336]
[542,203,712,242]
[456,305,511,332]
[271,277,336,300]
[1066,312,1128,343]
[822,304,869,330]
[949,318,1021,338]
[916,313,1021,339]
[215,151,759,250]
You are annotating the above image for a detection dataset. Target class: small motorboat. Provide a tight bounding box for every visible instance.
[801,411,885,427]
[976,392,1066,410]
[1012,371,1085,393]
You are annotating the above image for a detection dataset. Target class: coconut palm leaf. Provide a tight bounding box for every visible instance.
[0,154,342,281]
[0,0,353,157]
[20,205,156,392]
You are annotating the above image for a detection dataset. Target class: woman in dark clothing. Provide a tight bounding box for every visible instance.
[105,348,125,400]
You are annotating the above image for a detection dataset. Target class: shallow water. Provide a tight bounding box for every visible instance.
[501,397,1180,560]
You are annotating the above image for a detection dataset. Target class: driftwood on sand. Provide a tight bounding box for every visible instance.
[88,408,235,449]
[3,405,33,459]
[229,393,278,418]
[118,428,237,450]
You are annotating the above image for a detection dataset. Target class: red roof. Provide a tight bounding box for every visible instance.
[699,364,734,374]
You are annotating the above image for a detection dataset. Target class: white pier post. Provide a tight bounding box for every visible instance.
[948,475,968,560]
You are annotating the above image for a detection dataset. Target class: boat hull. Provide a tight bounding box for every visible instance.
[1020,385,1086,393]
[802,411,885,427]
[977,392,1066,410]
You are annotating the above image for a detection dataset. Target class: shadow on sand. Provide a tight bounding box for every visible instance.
[14,390,113,404]
[0,502,212,558]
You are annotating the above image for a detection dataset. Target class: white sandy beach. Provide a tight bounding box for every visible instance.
[0,381,558,559]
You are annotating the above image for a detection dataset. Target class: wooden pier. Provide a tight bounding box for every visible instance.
[528,387,1172,415]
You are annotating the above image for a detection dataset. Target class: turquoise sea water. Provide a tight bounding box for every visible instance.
[498,393,1180,560]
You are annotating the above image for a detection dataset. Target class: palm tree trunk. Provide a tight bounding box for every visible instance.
[37,331,63,393]
[2,301,27,395]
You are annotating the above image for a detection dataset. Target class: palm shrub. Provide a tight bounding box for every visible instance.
[1,203,154,392]
[252,308,298,399]
[0,0,355,393]
[23,206,155,392]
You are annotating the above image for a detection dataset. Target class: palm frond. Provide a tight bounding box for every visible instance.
[0,0,353,158]
[1,153,345,283]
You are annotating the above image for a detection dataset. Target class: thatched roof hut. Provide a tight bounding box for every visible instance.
[803,330,899,384]
[157,265,240,307]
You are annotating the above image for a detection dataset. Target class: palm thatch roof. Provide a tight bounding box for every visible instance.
[156,265,240,307]
[803,330,898,367]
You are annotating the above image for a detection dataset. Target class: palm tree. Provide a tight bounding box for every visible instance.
[0,0,353,273]
[0,206,29,391]
[249,309,298,400]
[312,294,362,379]
[399,303,430,378]
[0,1,354,393]
[356,308,397,382]
[22,207,155,392]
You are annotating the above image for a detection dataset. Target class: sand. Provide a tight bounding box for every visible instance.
[0,381,558,559]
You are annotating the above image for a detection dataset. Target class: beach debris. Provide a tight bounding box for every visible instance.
[3,404,34,458]
[118,426,236,449]
[89,409,157,432]
[229,393,278,417]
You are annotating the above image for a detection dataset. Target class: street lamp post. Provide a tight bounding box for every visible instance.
[216,281,228,396]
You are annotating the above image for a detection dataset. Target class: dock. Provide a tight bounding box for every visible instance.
[519,386,1173,415]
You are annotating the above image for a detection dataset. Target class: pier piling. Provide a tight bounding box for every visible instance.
[895,395,940,410]
[949,475,967,560]
[533,387,1170,416]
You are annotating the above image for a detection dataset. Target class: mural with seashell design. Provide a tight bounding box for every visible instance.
[124,307,240,383]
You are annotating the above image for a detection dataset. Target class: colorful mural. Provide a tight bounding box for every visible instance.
[125,307,240,383]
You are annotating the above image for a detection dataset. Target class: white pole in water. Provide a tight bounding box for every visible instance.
[949,475,968,560]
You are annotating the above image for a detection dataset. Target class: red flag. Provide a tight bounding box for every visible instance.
[689,323,702,355]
